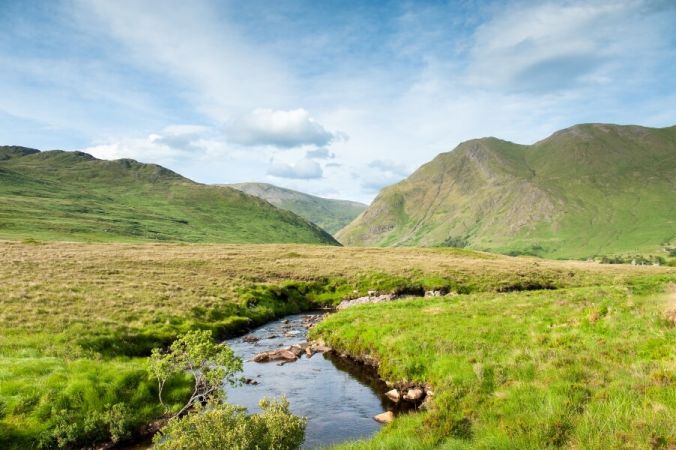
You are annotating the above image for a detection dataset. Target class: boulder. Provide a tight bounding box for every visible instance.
[242,335,259,343]
[403,387,425,401]
[373,411,394,424]
[385,389,401,402]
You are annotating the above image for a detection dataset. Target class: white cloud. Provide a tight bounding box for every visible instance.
[267,158,323,179]
[225,108,339,148]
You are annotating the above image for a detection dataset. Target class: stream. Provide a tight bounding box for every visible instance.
[224,312,400,449]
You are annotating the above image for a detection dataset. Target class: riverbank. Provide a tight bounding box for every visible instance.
[1,241,674,449]
[312,282,676,449]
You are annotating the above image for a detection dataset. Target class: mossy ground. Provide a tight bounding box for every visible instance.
[0,241,673,448]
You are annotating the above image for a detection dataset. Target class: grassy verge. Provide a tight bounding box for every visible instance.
[312,281,676,449]
[1,241,674,448]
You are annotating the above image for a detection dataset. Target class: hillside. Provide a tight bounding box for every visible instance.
[0,146,338,245]
[337,124,676,258]
[228,182,367,235]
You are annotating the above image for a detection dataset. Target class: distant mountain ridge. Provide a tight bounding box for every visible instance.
[337,123,676,258]
[0,146,339,245]
[228,182,367,235]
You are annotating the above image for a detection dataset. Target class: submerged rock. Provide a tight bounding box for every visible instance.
[253,347,300,363]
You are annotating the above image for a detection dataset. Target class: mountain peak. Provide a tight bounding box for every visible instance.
[338,123,676,258]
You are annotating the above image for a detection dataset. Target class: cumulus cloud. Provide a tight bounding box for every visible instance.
[267,158,323,179]
[225,108,339,148]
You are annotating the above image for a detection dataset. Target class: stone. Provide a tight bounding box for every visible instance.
[242,335,259,343]
[403,387,424,401]
[385,389,400,402]
[373,411,394,424]
[253,347,300,363]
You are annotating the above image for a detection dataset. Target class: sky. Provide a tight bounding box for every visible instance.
[1,0,675,203]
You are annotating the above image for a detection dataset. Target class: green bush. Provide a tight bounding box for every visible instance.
[153,398,307,450]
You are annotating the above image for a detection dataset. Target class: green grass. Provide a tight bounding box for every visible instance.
[338,124,676,260]
[0,147,338,245]
[313,281,676,449]
[0,241,673,448]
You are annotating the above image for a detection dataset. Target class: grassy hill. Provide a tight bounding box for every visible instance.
[228,182,367,235]
[0,146,338,245]
[337,124,676,259]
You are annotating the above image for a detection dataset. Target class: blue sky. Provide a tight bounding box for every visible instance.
[1,0,675,202]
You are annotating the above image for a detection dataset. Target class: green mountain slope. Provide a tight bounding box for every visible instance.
[337,124,676,258]
[228,182,367,235]
[0,147,339,245]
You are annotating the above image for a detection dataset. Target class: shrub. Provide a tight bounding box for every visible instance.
[153,397,307,450]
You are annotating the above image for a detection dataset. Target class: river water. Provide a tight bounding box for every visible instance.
[224,312,398,449]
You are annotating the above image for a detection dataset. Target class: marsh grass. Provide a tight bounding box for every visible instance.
[0,241,673,448]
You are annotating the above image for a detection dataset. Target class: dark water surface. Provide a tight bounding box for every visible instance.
[224,313,397,449]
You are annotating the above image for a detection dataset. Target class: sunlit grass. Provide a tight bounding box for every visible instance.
[314,284,675,449]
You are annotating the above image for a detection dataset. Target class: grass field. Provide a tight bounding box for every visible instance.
[0,240,674,448]
[314,286,675,449]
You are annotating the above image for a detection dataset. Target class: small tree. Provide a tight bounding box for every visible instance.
[149,330,242,417]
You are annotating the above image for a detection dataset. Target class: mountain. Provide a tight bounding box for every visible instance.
[337,124,676,258]
[0,147,339,245]
[228,182,367,235]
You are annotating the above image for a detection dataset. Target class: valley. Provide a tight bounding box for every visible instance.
[0,241,673,448]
